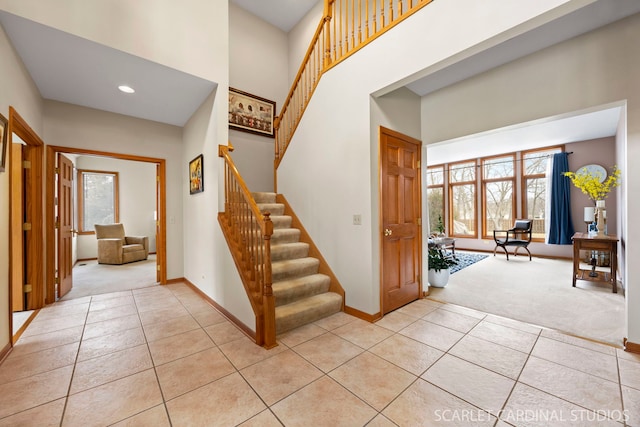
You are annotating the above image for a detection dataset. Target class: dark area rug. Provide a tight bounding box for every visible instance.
[450,252,489,274]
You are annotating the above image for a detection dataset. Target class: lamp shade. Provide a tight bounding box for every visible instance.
[584,206,595,222]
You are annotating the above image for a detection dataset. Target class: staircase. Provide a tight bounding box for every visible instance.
[253,192,343,334]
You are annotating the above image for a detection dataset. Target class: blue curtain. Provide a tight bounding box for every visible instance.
[547,152,575,244]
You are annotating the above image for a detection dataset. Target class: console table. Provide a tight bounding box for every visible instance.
[572,232,618,293]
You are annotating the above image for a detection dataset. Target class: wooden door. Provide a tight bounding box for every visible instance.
[156,164,161,282]
[10,143,24,311]
[380,127,422,314]
[57,154,74,298]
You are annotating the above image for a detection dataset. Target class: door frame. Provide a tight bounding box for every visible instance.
[8,107,45,342]
[45,145,167,304]
[378,126,423,314]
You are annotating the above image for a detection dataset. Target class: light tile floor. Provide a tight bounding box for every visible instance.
[1,283,639,426]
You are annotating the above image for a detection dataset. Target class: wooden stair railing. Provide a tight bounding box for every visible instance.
[218,143,276,348]
[275,0,434,168]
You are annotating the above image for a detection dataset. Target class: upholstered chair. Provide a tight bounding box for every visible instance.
[94,223,149,264]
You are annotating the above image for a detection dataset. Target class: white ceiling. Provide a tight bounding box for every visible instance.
[230,0,319,32]
[0,11,216,127]
[427,104,622,165]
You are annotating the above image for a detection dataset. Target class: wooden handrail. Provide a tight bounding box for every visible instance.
[218,143,276,348]
[274,0,433,168]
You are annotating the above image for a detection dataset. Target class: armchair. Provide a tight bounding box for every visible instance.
[493,219,533,261]
[94,223,149,265]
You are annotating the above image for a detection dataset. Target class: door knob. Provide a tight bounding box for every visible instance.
[384,228,392,236]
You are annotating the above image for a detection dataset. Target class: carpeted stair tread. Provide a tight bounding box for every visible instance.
[271,228,301,244]
[276,292,343,334]
[271,242,309,261]
[257,203,285,216]
[272,257,319,282]
[272,273,331,306]
[252,192,277,204]
[270,215,292,229]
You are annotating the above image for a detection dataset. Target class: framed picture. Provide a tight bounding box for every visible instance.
[189,154,204,194]
[228,87,276,138]
[0,112,8,173]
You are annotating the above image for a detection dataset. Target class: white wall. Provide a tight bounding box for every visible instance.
[75,156,157,259]
[0,0,226,83]
[287,0,324,86]
[228,3,290,193]
[421,13,640,342]
[277,0,571,315]
[43,101,184,279]
[183,90,255,329]
[0,22,43,353]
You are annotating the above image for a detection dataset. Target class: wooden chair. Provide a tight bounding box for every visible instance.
[493,219,533,261]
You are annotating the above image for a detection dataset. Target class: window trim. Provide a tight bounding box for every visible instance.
[77,169,120,235]
[448,160,478,239]
[481,154,516,239]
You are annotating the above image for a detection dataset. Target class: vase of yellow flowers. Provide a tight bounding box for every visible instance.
[564,165,621,235]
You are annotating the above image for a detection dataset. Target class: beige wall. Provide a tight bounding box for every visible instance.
[0,23,43,353]
[44,101,184,278]
[421,13,640,342]
[228,3,290,193]
[75,156,157,260]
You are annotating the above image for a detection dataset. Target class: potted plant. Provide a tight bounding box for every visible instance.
[427,247,458,288]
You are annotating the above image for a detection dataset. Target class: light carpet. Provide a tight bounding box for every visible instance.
[428,252,625,347]
[60,255,158,300]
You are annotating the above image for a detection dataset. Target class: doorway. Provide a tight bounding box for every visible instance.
[45,146,167,304]
[379,126,423,314]
[8,107,45,343]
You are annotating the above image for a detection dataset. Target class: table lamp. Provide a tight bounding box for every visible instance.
[584,206,595,232]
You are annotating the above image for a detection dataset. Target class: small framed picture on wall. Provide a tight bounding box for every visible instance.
[228,87,276,138]
[189,154,204,194]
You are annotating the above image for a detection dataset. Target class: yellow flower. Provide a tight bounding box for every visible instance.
[563,166,621,202]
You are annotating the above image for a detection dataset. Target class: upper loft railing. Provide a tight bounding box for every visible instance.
[274,0,434,167]
[218,143,276,348]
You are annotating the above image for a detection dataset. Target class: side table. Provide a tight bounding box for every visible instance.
[571,232,618,293]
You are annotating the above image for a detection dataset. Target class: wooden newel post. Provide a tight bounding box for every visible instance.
[323,0,334,69]
[262,214,277,348]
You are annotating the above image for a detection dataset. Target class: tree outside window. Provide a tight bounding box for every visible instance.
[78,170,119,233]
[449,161,476,237]
[482,155,515,237]
[427,166,444,234]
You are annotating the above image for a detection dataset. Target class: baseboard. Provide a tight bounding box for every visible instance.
[345,305,382,323]
[0,341,12,364]
[181,278,257,341]
[453,246,572,261]
[12,310,40,344]
[166,277,186,285]
[624,338,640,354]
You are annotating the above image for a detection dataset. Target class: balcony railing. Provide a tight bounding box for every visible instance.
[275,0,434,167]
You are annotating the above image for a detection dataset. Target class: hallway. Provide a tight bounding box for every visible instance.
[0,283,638,426]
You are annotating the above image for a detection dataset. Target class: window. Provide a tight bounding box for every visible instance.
[78,170,119,233]
[482,155,515,238]
[522,147,562,240]
[427,166,444,234]
[449,161,476,237]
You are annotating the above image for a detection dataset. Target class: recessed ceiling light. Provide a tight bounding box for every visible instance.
[118,85,135,94]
